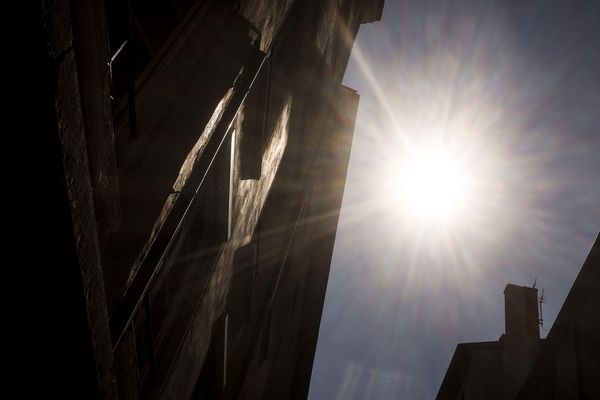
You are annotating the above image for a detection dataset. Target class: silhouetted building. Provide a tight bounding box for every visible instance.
[33,1,384,399]
[436,284,544,400]
[437,233,600,400]
[515,234,600,400]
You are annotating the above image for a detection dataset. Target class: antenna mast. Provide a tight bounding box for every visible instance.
[538,288,545,330]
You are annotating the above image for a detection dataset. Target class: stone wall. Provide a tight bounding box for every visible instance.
[33,0,383,398]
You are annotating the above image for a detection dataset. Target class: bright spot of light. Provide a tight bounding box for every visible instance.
[386,145,478,226]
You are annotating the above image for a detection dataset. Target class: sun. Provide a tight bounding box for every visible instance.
[382,144,478,227]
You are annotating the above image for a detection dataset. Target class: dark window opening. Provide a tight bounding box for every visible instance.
[227,241,257,334]
[192,313,228,399]
[239,56,271,179]
[104,0,209,139]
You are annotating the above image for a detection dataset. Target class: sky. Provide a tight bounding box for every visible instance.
[308,1,600,399]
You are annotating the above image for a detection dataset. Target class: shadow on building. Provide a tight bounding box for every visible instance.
[31,1,384,399]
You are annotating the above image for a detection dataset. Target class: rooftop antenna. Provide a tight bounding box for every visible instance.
[532,277,537,289]
[538,288,546,331]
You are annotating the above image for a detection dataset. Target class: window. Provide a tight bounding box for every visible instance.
[239,56,270,179]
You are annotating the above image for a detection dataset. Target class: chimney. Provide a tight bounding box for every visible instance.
[502,284,541,400]
[504,284,540,340]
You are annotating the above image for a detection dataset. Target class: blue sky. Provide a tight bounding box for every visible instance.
[309,1,600,399]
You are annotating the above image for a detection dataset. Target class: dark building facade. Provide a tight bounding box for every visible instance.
[32,1,384,399]
[436,284,544,400]
[437,233,600,400]
[515,233,600,400]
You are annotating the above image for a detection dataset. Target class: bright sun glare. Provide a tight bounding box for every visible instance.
[383,145,478,227]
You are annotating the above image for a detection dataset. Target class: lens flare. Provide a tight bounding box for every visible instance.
[388,146,476,225]
[376,134,486,235]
